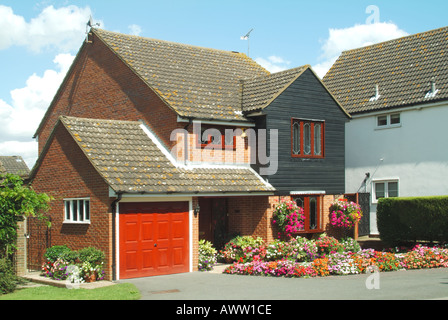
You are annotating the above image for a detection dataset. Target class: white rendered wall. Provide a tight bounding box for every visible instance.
[345,102,448,234]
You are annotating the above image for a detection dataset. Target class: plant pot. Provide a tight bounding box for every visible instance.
[84,273,97,283]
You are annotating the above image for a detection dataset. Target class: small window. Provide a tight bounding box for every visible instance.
[291,119,325,159]
[373,180,399,203]
[376,113,401,128]
[64,198,90,223]
[197,128,236,150]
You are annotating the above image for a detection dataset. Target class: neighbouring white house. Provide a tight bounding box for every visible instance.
[323,26,448,235]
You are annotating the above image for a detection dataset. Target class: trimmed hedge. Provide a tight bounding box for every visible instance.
[377,196,448,247]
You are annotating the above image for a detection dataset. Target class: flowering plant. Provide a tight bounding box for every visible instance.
[198,239,217,271]
[329,199,362,228]
[272,199,305,238]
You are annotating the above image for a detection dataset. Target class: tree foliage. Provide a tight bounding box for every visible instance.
[0,174,52,258]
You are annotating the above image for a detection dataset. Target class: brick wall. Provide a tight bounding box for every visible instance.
[36,33,181,156]
[31,123,114,279]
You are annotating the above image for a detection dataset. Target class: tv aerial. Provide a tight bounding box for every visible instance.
[240,28,254,57]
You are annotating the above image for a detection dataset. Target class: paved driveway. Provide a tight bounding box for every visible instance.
[119,267,448,300]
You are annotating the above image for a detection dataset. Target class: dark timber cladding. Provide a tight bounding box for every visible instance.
[262,68,348,195]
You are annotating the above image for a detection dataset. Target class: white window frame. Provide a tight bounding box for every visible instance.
[372,180,399,203]
[64,198,91,224]
[375,113,401,129]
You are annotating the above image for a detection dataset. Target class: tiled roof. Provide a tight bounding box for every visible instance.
[323,26,448,114]
[60,116,275,194]
[242,66,308,112]
[0,156,30,177]
[93,28,269,122]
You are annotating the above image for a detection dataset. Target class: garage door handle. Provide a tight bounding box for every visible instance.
[154,243,157,247]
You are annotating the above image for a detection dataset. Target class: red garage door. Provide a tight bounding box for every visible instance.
[119,202,189,279]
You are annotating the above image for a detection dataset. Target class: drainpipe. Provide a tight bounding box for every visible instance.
[111,192,123,281]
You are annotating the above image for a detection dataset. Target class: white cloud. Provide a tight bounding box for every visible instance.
[313,22,409,78]
[128,24,142,36]
[0,4,99,53]
[0,53,75,168]
[255,55,291,73]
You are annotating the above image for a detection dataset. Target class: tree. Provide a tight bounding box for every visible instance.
[0,174,52,258]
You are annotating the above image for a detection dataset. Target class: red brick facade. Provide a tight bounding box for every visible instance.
[31,124,114,278]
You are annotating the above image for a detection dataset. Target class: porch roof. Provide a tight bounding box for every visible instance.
[59,116,275,195]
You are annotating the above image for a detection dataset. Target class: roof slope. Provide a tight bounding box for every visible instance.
[59,116,275,194]
[242,66,308,112]
[0,156,30,177]
[93,28,269,122]
[323,26,448,114]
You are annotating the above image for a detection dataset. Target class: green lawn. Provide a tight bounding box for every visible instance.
[0,283,141,300]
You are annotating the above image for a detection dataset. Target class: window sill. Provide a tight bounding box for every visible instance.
[63,221,91,225]
[375,124,401,130]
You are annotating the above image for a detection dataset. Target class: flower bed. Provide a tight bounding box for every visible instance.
[219,235,448,278]
[41,245,106,283]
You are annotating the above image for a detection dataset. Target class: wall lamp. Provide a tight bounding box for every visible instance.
[194,204,200,217]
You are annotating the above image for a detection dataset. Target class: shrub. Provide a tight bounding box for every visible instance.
[314,234,343,257]
[0,258,16,294]
[78,247,105,264]
[198,240,217,271]
[44,245,71,262]
[377,196,448,247]
[219,236,264,263]
[339,237,361,253]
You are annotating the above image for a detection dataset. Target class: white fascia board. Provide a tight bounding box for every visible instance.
[177,116,256,127]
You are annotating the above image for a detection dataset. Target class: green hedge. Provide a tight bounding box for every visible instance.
[377,196,448,247]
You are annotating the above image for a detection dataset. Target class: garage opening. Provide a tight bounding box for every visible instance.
[119,202,189,279]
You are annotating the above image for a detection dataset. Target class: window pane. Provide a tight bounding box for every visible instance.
[65,201,71,220]
[388,182,398,197]
[295,197,304,208]
[293,122,300,154]
[79,200,84,221]
[72,200,78,221]
[304,123,311,155]
[375,183,385,200]
[314,123,321,156]
[377,116,387,126]
[390,114,400,125]
[309,197,317,230]
[85,200,90,221]
[224,130,234,147]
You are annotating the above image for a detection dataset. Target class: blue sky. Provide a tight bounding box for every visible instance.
[0,0,447,168]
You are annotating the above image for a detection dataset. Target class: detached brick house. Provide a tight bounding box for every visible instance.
[28,28,349,280]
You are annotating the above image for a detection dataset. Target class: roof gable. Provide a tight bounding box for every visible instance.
[323,26,448,114]
[93,28,269,122]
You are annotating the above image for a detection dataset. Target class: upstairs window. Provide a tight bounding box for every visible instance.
[376,113,401,128]
[291,119,324,158]
[64,198,90,223]
[197,128,236,150]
